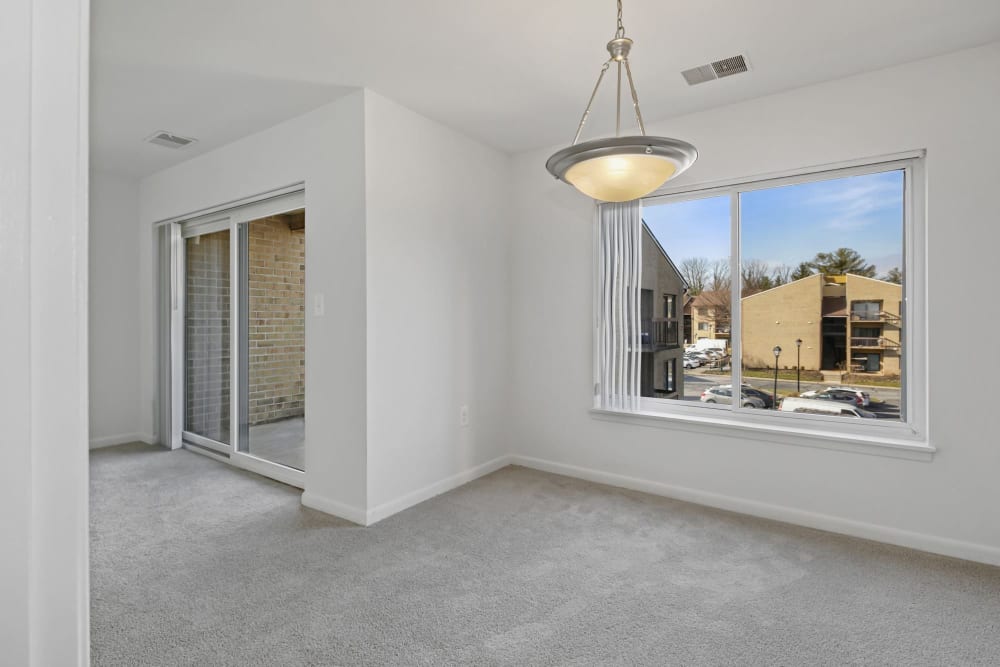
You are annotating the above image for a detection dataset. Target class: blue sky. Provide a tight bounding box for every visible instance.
[643,170,904,277]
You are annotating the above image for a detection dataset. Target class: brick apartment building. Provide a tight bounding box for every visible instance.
[686,290,732,345]
[741,273,902,375]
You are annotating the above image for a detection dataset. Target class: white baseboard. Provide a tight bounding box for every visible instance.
[88,432,151,450]
[300,492,368,526]
[510,454,1000,568]
[300,456,511,527]
[365,455,512,526]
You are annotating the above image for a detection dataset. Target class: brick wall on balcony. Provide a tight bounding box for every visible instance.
[185,230,231,442]
[248,219,305,425]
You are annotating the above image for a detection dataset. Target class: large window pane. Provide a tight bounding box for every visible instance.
[643,195,732,406]
[739,170,904,421]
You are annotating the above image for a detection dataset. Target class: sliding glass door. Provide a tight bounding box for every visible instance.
[167,190,306,486]
[236,211,306,471]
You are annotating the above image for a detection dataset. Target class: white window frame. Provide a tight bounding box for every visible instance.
[591,151,933,460]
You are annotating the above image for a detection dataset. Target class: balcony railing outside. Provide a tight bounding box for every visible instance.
[850,337,900,349]
[641,318,680,350]
[850,311,901,324]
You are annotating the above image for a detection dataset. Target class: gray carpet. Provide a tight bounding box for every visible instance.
[91,443,1000,666]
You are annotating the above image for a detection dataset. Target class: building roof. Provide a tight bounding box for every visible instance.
[690,290,729,307]
[740,273,822,301]
[841,273,903,287]
[641,222,689,293]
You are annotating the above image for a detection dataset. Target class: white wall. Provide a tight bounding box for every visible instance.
[363,92,511,516]
[89,170,143,447]
[138,89,513,523]
[139,92,370,515]
[509,43,1000,564]
[1,0,90,662]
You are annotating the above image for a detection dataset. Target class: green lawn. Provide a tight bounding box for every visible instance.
[841,373,901,388]
[739,368,825,382]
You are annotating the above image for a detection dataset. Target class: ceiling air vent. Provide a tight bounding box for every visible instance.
[145,131,197,149]
[681,54,751,86]
[712,55,748,78]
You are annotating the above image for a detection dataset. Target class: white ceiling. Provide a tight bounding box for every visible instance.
[92,0,1000,177]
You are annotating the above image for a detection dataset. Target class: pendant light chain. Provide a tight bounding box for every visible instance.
[624,60,646,136]
[572,61,612,145]
[570,0,649,144]
[616,61,622,137]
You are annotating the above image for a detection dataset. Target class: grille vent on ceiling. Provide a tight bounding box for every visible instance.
[681,54,751,86]
[712,55,748,78]
[145,131,197,149]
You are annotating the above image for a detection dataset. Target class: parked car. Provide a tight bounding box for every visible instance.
[835,386,873,407]
[779,397,876,418]
[683,357,700,369]
[734,384,775,409]
[800,386,870,407]
[700,386,766,408]
[709,383,774,408]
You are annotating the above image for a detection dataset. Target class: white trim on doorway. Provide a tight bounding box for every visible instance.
[231,452,304,489]
[153,182,305,227]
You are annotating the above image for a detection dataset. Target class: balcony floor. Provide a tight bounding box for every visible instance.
[248,416,304,471]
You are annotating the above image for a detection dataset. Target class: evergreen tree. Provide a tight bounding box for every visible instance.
[791,262,814,281]
[881,267,902,284]
[807,248,876,277]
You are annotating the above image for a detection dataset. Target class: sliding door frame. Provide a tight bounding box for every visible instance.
[165,187,306,488]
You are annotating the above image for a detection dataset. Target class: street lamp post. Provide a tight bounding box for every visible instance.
[772,345,782,410]
[795,338,802,394]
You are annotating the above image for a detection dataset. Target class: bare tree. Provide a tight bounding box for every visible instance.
[708,258,731,292]
[771,264,793,286]
[679,257,709,295]
[741,259,774,294]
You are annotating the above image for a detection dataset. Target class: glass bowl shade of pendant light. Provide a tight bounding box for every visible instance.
[546,136,697,202]
[545,0,698,202]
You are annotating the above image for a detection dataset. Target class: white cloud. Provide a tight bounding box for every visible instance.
[807,177,903,232]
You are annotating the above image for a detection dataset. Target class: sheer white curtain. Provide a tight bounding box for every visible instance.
[596,200,643,411]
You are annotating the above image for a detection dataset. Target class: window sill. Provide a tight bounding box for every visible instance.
[589,406,935,461]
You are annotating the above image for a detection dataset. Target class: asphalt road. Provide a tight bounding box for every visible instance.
[680,369,902,420]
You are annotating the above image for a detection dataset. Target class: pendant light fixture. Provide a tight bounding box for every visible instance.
[546,0,697,202]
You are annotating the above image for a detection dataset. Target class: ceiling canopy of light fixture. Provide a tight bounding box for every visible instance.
[545,0,697,202]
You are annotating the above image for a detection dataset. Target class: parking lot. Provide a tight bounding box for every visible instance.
[681,368,902,419]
